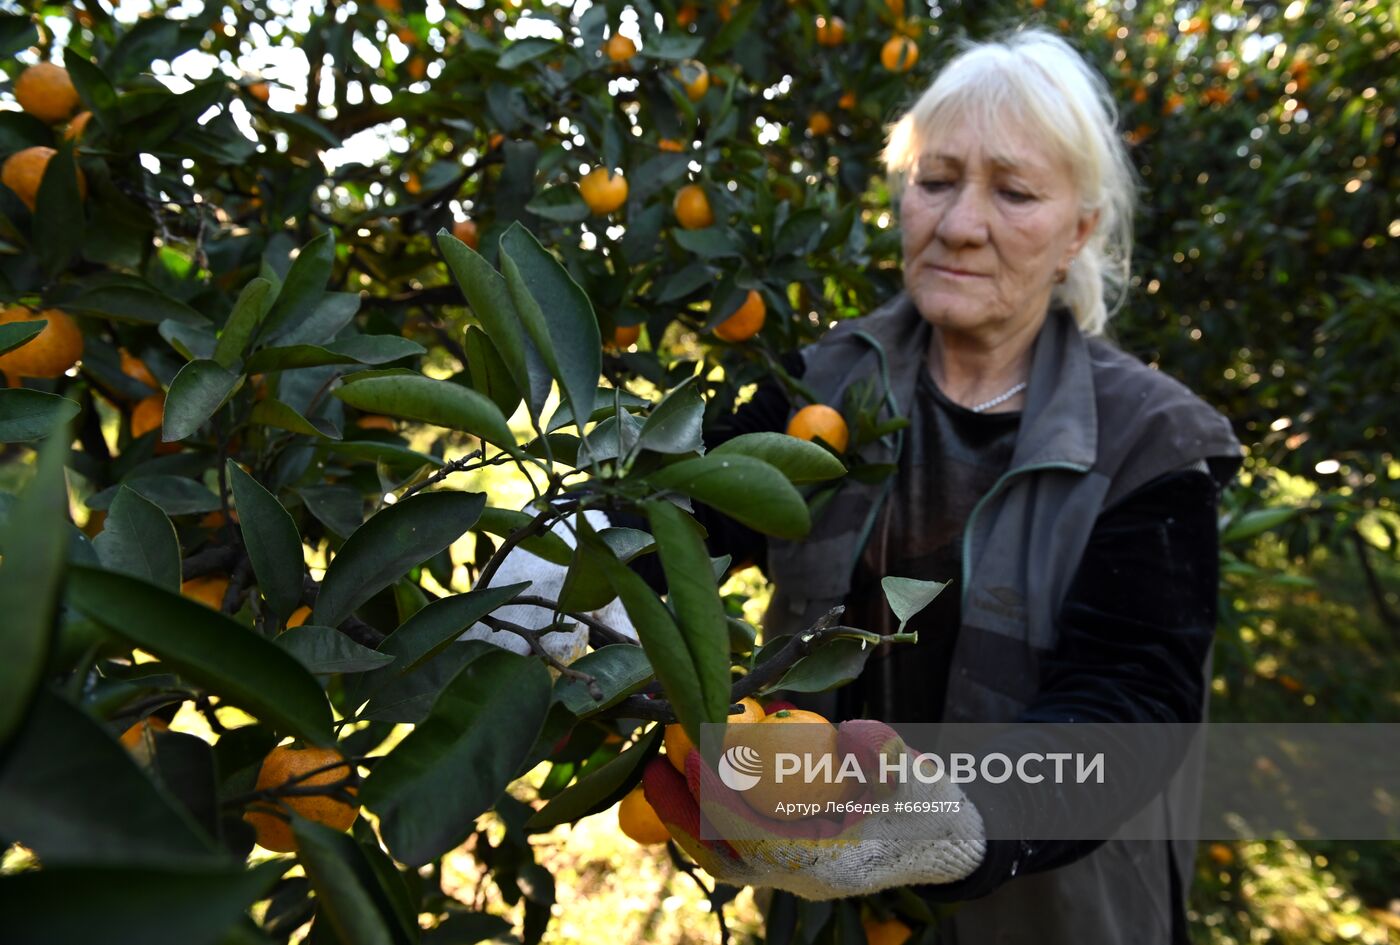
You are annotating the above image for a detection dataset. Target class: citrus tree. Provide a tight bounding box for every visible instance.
[0,1,1395,943]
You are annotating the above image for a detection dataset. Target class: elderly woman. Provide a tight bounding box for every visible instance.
[635,27,1243,945]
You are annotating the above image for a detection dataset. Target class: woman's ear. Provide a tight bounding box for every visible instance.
[1070,207,1101,257]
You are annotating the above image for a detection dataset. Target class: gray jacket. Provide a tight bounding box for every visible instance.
[763,293,1243,944]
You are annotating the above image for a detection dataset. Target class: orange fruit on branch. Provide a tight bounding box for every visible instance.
[452,218,480,250]
[248,82,271,103]
[182,574,231,611]
[729,708,851,821]
[355,414,398,431]
[863,914,914,945]
[64,110,93,143]
[15,63,80,124]
[673,183,714,229]
[119,348,158,390]
[816,16,846,46]
[712,290,766,343]
[130,393,166,440]
[786,404,849,454]
[664,696,765,774]
[607,324,641,350]
[0,306,83,383]
[119,716,170,750]
[287,605,313,629]
[673,60,709,102]
[605,34,637,63]
[881,35,919,72]
[243,745,360,852]
[808,111,833,136]
[618,786,672,844]
[2,146,88,211]
[579,168,628,215]
[657,137,686,153]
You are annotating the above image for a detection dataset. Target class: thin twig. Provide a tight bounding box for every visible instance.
[480,615,604,701]
[666,841,732,945]
[510,595,639,648]
[400,449,485,499]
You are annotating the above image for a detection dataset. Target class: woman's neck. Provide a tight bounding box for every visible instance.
[926,316,1041,410]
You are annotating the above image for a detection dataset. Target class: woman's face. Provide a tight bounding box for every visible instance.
[899,119,1099,340]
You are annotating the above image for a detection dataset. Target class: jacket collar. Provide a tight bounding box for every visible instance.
[855,293,1098,471]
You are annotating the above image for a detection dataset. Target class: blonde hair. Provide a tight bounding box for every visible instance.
[881,27,1137,336]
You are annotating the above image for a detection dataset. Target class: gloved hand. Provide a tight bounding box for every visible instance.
[643,718,987,900]
[458,507,638,663]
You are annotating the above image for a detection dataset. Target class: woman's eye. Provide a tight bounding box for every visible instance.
[919,180,952,194]
[1000,189,1034,203]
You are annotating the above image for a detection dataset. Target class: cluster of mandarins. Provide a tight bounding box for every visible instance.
[0,63,91,389]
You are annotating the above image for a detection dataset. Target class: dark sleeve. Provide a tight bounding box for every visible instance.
[618,350,805,594]
[914,462,1231,902]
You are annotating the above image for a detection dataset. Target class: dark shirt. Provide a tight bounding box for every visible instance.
[840,367,1021,723]
[621,348,1231,941]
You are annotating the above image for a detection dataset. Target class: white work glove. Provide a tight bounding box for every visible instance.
[642,719,987,900]
[458,507,638,664]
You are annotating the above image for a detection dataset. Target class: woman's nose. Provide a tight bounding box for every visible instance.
[936,184,990,246]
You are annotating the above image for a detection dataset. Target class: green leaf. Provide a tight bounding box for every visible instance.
[334,374,518,455]
[632,375,705,458]
[437,229,552,419]
[162,358,240,441]
[228,461,305,620]
[320,440,439,473]
[275,292,361,347]
[545,387,650,434]
[553,644,653,716]
[260,231,334,342]
[498,224,602,449]
[526,728,660,830]
[1221,507,1300,545]
[711,431,847,483]
[673,227,743,259]
[0,15,38,58]
[314,491,486,629]
[213,277,273,370]
[640,34,704,60]
[462,326,523,420]
[0,316,45,354]
[526,185,591,223]
[250,398,342,439]
[558,515,618,613]
[880,576,948,632]
[244,336,424,373]
[758,637,873,694]
[645,454,811,540]
[497,36,559,70]
[292,819,407,945]
[0,434,67,744]
[160,319,218,360]
[0,859,285,945]
[67,565,334,745]
[298,485,364,539]
[0,388,79,442]
[34,145,84,279]
[0,689,217,866]
[86,476,221,516]
[595,546,715,752]
[92,485,181,591]
[476,507,573,566]
[422,912,514,945]
[277,626,396,674]
[356,642,492,724]
[375,582,528,677]
[644,500,731,735]
[361,649,553,866]
[67,285,209,325]
[598,527,656,563]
